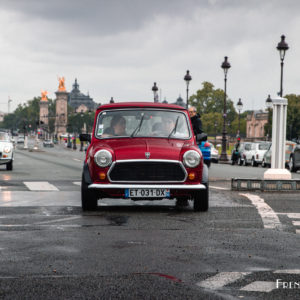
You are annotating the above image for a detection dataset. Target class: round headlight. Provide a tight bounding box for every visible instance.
[3,146,12,153]
[183,150,201,168]
[94,150,112,167]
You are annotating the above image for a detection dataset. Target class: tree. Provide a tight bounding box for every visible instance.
[189,81,243,136]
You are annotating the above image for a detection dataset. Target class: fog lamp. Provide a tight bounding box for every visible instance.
[188,172,196,180]
[99,172,106,180]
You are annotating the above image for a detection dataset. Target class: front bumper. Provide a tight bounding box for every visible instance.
[89,183,206,190]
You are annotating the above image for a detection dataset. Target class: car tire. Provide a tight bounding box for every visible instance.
[237,157,242,166]
[251,158,257,167]
[193,183,209,212]
[81,174,98,211]
[243,159,248,166]
[289,156,296,173]
[6,160,13,171]
[204,160,211,168]
[261,159,266,168]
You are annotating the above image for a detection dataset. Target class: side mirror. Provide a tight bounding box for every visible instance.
[79,133,91,143]
[196,132,207,142]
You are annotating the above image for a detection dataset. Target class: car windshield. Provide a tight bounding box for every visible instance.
[259,143,270,150]
[95,109,190,139]
[0,132,10,142]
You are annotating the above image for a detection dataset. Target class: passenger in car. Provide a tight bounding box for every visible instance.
[104,115,127,136]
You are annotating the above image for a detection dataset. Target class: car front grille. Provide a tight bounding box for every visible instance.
[108,161,186,182]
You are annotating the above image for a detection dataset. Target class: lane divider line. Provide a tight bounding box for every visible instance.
[240,193,283,230]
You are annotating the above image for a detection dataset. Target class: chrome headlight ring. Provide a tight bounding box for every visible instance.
[3,146,12,153]
[94,150,112,167]
[183,150,201,168]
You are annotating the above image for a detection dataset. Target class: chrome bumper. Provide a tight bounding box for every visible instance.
[88,183,206,190]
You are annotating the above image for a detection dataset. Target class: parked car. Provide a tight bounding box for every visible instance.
[288,143,300,172]
[237,142,253,166]
[242,142,271,166]
[79,102,209,212]
[0,132,14,170]
[17,136,25,144]
[199,141,211,167]
[262,141,296,168]
[43,139,54,147]
[210,143,219,163]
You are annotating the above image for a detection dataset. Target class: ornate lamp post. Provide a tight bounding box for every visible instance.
[277,35,289,97]
[214,121,217,147]
[236,98,243,136]
[220,56,231,162]
[152,82,159,103]
[184,70,192,109]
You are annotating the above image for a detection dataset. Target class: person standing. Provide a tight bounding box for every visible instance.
[188,106,203,136]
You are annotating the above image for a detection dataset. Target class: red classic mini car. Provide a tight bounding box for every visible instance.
[80,102,209,212]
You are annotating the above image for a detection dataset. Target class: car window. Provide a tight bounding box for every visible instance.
[259,143,270,150]
[0,132,10,141]
[95,109,191,139]
[245,143,252,151]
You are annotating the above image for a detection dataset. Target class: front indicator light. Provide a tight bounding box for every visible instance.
[188,172,196,180]
[99,172,106,180]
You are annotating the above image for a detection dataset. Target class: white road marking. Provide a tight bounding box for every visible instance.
[196,272,250,290]
[296,229,300,234]
[274,269,300,274]
[210,186,230,190]
[277,213,300,219]
[292,221,300,226]
[240,281,275,292]
[35,216,81,225]
[24,182,59,191]
[73,158,82,162]
[240,193,283,230]
[73,182,81,186]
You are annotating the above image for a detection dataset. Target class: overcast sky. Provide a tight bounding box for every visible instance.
[0,0,299,113]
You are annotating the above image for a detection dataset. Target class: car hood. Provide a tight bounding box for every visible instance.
[94,138,196,161]
[0,141,13,149]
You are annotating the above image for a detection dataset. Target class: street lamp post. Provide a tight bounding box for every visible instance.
[152,82,159,103]
[236,98,243,136]
[220,56,231,162]
[184,70,192,109]
[214,121,217,147]
[277,35,289,97]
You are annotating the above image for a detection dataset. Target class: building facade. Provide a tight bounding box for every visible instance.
[246,110,268,139]
[68,79,97,112]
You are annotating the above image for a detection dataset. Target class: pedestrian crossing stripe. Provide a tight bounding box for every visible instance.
[196,270,300,293]
[24,182,59,191]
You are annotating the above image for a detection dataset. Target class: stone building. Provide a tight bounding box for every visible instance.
[172,95,186,108]
[68,79,97,112]
[246,110,268,138]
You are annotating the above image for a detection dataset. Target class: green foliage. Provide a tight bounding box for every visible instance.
[188,81,244,136]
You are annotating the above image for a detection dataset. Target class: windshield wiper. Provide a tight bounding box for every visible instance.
[131,114,145,137]
[168,116,180,139]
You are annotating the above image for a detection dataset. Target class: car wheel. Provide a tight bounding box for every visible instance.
[289,156,296,173]
[261,159,266,168]
[6,160,13,171]
[243,159,248,166]
[251,158,257,167]
[81,174,98,211]
[237,157,242,166]
[205,160,211,168]
[193,183,209,212]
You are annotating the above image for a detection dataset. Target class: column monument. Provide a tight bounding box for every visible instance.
[55,77,68,137]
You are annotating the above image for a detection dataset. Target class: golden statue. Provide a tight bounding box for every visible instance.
[41,90,48,101]
[58,77,66,91]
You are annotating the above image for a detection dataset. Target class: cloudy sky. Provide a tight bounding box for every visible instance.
[0,0,299,113]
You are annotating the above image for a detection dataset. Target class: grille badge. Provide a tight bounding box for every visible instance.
[145,152,150,159]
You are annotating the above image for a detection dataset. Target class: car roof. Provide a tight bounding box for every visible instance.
[97,102,187,111]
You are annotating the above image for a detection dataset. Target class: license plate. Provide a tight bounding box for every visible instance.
[125,188,170,198]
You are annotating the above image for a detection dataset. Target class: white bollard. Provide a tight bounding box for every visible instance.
[264,97,291,179]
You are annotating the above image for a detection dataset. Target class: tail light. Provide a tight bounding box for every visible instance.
[256,154,259,159]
